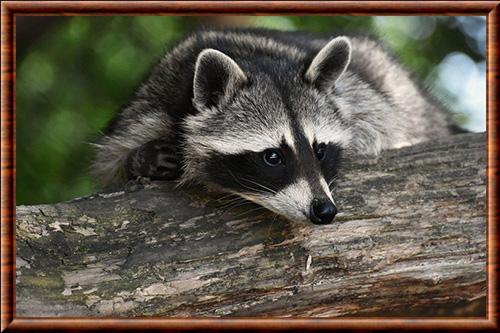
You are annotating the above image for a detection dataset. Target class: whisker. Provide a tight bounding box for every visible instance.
[219,198,248,211]
[230,206,268,220]
[217,196,245,207]
[239,177,277,194]
[215,193,240,202]
[266,213,279,238]
[226,169,271,195]
[328,175,339,188]
[220,200,255,216]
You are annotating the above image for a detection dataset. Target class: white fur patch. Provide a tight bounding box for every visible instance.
[319,177,334,203]
[184,115,296,155]
[264,178,313,223]
[189,134,279,155]
[301,120,352,148]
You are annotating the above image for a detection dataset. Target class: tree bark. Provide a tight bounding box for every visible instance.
[16,133,487,317]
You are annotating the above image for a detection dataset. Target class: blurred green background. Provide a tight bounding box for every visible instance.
[16,16,486,205]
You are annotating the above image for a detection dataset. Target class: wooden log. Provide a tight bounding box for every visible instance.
[16,133,487,317]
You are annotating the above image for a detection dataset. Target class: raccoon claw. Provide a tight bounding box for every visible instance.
[126,139,181,181]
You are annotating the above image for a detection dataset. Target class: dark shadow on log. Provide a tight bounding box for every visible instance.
[16,133,487,317]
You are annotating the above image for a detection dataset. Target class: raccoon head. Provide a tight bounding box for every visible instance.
[183,37,352,225]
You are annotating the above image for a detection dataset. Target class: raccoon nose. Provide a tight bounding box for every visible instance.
[310,199,337,225]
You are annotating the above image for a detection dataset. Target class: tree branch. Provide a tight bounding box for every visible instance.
[16,133,487,317]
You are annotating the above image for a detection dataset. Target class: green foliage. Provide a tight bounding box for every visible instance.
[16,16,485,204]
[17,16,183,204]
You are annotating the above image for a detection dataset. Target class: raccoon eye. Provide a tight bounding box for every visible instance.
[315,143,327,161]
[262,149,283,167]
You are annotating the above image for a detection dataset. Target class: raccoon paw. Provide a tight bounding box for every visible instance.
[126,139,181,181]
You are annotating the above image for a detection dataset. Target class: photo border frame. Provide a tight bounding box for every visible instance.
[1,1,498,331]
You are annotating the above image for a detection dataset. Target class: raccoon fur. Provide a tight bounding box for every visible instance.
[92,28,456,225]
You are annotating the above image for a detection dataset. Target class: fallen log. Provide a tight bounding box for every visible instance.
[16,132,487,317]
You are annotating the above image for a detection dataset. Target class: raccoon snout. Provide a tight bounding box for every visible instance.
[310,199,337,225]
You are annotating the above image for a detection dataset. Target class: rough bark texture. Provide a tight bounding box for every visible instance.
[16,133,487,317]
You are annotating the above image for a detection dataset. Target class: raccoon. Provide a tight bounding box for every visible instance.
[92,28,456,225]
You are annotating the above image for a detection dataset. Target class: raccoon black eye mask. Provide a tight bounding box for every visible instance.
[93,28,456,225]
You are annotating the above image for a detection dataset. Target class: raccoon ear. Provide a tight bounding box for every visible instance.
[305,36,351,90]
[193,49,247,109]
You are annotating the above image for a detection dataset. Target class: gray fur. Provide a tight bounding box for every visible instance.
[193,48,248,109]
[92,28,454,223]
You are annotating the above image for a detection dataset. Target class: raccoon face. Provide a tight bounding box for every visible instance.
[184,37,352,225]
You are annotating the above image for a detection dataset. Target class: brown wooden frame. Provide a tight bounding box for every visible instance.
[1,1,498,331]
